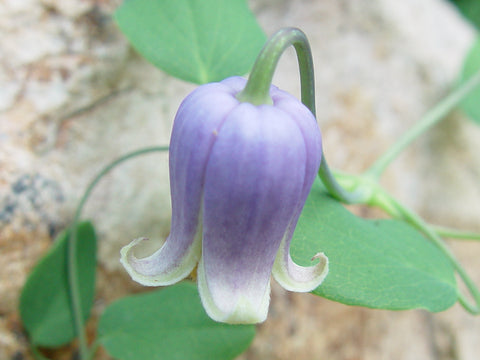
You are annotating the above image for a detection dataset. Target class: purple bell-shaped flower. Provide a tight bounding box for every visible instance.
[121,76,328,324]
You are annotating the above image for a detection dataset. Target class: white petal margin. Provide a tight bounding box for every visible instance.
[197,256,271,324]
[272,236,329,292]
[120,231,202,287]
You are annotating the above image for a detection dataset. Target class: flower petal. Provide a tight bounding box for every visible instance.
[219,76,252,94]
[269,87,328,292]
[120,234,201,286]
[198,103,308,323]
[273,239,329,292]
[197,256,271,324]
[121,82,239,286]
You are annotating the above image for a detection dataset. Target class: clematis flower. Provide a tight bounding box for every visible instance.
[121,76,328,324]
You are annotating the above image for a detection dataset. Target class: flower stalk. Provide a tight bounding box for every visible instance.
[68,146,169,360]
[237,27,314,108]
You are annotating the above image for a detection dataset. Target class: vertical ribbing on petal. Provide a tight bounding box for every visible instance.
[270,86,328,293]
[121,76,328,324]
[199,103,308,324]
[121,82,239,287]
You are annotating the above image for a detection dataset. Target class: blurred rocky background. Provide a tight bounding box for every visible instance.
[1,0,480,359]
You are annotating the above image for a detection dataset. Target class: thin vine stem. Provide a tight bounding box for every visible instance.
[432,225,480,241]
[318,159,367,204]
[239,27,364,203]
[367,68,480,179]
[68,146,169,360]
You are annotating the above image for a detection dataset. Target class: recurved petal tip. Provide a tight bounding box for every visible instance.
[272,237,329,293]
[120,235,201,287]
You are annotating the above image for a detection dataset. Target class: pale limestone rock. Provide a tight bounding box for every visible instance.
[1,0,479,359]
[40,0,93,18]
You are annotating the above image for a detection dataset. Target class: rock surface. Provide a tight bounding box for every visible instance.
[1,0,479,359]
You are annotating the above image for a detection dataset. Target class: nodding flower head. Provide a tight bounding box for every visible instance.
[121,76,328,324]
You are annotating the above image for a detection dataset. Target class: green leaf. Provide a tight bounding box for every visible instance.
[19,222,97,347]
[449,0,480,29]
[291,180,457,312]
[114,0,266,84]
[98,282,255,360]
[459,37,480,124]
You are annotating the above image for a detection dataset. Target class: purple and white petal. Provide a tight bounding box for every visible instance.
[121,83,239,286]
[269,88,328,292]
[120,234,202,286]
[273,242,328,292]
[198,103,308,323]
[121,75,329,324]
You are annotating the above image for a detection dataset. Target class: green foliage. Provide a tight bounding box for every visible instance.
[114,0,266,84]
[449,0,480,29]
[19,222,97,347]
[459,37,480,124]
[291,180,458,312]
[97,283,255,360]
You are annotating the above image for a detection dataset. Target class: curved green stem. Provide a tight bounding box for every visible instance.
[432,225,480,241]
[372,190,480,314]
[68,146,169,360]
[240,27,362,203]
[367,68,480,179]
[237,27,314,107]
[318,160,367,204]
